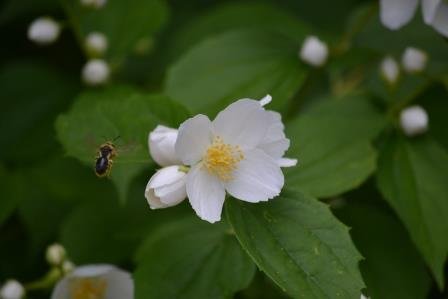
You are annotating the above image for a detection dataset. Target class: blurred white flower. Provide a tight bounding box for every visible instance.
[299,36,329,67]
[27,17,61,45]
[51,264,133,299]
[360,295,369,299]
[80,0,107,9]
[85,32,108,56]
[46,243,66,266]
[400,105,428,136]
[0,280,25,299]
[148,125,181,166]
[174,95,296,223]
[380,0,448,37]
[401,47,428,73]
[380,56,400,85]
[82,59,110,86]
[145,165,187,209]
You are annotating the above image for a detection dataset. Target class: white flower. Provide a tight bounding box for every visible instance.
[380,56,400,84]
[174,95,297,223]
[299,36,329,67]
[145,165,187,209]
[148,125,181,166]
[82,59,110,86]
[51,264,133,299]
[27,17,61,45]
[401,47,428,73]
[400,105,428,136]
[85,32,108,56]
[80,0,107,8]
[46,243,66,266]
[0,280,25,299]
[380,0,448,37]
[360,295,369,299]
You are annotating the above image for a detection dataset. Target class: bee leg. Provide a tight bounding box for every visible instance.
[106,159,114,177]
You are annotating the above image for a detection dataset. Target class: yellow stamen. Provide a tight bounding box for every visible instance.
[203,136,244,181]
[70,278,107,299]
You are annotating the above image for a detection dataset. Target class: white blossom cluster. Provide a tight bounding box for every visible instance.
[146,96,297,223]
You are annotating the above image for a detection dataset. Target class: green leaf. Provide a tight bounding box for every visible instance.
[0,62,79,165]
[55,86,190,202]
[285,95,387,197]
[0,166,20,226]
[169,2,310,59]
[377,135,448,288]
[134,217,255,299]
[166,29,307,116]
[61,0,169,62]
[336,201,431,299]
[226,189,365,299]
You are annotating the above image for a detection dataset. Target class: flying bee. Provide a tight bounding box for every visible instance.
[95,137,119,178]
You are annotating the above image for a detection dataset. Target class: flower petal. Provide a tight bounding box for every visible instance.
[259,111,290,159]
[430,2,448,37]
[277,158,298,167]
[175,114,213,165]
[380,0,418,30]
[225,149,284,203]
[72,264,114,277]
[212,99,270,150]
[186,164,226,223]
[103,267,134,299]
[422,0,442,23]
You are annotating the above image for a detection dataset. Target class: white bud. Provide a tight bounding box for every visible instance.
[299,36,329,67]
[400,105,429,136]
[401,47,428,73]
[80,0,107,8]
[380,56,400,85]
[82,59,110,86]
[62,260,75,274]
[27,17,61,45]
[85,32,108,56]
[149,125,182,166]
[46,243,66,266]
[145,165,187,209]
[0,280,25,299]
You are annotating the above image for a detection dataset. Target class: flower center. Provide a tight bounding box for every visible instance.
[71,278,107,299]
[203,136,244,181]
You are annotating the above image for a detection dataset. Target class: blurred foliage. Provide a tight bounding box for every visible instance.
[1,0,448,298]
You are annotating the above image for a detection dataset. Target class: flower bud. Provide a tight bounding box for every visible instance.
[299,36,329,67]
[80,0,107,9]
[85,32,108,56]
[400,105,428,136]
[0,280,25,299]
[145,165,187,209]
[380,56,400,85]
[82,59,110,86]
[149,125,181,166]
[46,243,66,266]
[27,17,61,45]
[401,47,428,73]
[62,260,75,274]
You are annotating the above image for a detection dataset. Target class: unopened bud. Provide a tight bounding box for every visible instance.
[27,17,61,45]
[0,280,25,299]
[46,243,66,266]
[85,32,108,56]
[380,56,400,85]
[145,165,187,209]
[82,59,110,86]
[400,105,428,136]
[299,36,329,67]
[402,47,428,73]
[80,0,107,9]
[62,260,75,274]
